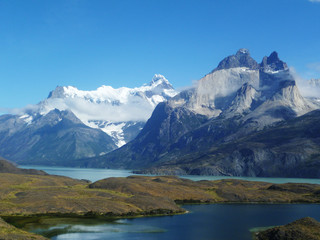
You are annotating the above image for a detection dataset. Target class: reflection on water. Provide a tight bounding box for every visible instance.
[7,217,165,239]
[8,204,320,240]
[50,220,166,240]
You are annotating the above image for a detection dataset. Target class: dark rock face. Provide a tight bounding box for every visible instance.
[136,110,320,177]
[260,51,288,71]
[85,103,208,169]
[214,48,259,71]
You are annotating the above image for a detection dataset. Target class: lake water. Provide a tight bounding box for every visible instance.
[20,165,320,184]
[17,204,320,240]
[17,165,320,240]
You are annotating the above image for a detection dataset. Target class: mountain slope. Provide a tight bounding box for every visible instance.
[138,109,320,177]
[86,49,320,177]
[0,109,117,165]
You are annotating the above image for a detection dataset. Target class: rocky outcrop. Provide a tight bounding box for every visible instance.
[214,48,259,71]
[260,51,288,72]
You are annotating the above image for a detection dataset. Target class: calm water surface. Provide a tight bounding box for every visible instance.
[20,165,135,182]
[20,165,320,184]
[19,204,320,240]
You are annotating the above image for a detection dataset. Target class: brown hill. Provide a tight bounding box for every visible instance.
[0,158,47,175]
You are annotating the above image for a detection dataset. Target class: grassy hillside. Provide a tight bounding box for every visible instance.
[0,217,48,240]
[255,217,320,240]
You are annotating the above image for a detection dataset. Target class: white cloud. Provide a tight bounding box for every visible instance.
[37,95,155,123]
[309,0,320,2]
[2,104,40,116]
[1,74,178,125]
[290,67,320,98]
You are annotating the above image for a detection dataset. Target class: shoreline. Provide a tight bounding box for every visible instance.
[2,166,320,239]
[3,203,320,240]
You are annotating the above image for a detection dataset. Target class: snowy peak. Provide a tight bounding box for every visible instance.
[148,74,173,89]
[214,48,259,72]
[47,74,177,104]
[47,86,84,100]
[260,51,288,72]
[48,86,68,99]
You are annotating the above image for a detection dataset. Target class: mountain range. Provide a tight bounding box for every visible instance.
[82,49,320,177]
[1,49,320,177]
[0,74,178,165]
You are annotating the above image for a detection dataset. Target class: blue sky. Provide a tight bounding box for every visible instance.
[1,0,320,111]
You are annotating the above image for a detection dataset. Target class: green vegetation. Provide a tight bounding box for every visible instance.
[254,217,320,240]
[90,176,320,204]
[2,173,320,219]
[0,217,48,240]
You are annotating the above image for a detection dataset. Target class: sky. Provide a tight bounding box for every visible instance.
[1,0,320,112]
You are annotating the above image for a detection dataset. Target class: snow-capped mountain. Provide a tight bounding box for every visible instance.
[90,49,320,178]
[19,74,178,147]
[0,74,178,165]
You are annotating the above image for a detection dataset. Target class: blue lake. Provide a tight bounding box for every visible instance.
[20,165,320,184]
[21,204,320,240]
[18,166,320,240]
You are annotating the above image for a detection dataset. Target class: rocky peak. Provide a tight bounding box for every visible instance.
[213,49,259,72]
[47,86,66,99]
[260,51,288,72]
[148,74,173,89]
[40,109,83,126]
